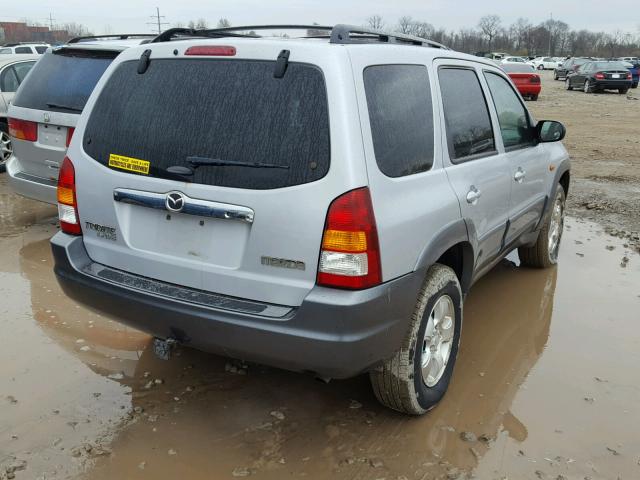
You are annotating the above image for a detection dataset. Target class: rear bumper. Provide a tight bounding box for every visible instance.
[593,80,632,89]
[6,156,57,204]
[516,85,541,96]
[51,233,423,379]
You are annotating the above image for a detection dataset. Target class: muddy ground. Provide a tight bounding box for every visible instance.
[1,73,639,480]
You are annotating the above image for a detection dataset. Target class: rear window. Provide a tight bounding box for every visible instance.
[83,59,330,190]
[12,48,117,114]
[593,62,629,70]
[0,49,11,54]
[502,63,535,73]
[363,65,434,177]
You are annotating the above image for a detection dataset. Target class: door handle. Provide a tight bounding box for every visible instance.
[514,168,526,183]
[466,186,482,205]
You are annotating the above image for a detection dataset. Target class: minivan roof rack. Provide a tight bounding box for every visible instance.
[68,34,156,44]
[152,24,449,49]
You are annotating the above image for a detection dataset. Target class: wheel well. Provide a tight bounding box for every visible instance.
[559,171,570,196]
[436,242,473,294]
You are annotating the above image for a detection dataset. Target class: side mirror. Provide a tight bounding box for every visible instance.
[536,120,566,143]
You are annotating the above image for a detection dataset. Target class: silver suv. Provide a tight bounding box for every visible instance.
[51,25,570,415]
[5,35,155,203]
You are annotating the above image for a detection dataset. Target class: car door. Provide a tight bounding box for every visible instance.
[570,63,590,87]
[483,69,547,244]
[0,61,36,117]
[434,60,512,271]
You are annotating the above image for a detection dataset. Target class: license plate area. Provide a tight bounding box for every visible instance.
[38,124,67,148]
[611,74,620,79]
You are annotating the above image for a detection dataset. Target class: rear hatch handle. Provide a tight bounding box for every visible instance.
[113,188,254,223]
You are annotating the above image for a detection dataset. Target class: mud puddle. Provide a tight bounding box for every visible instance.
[1,209,639,480]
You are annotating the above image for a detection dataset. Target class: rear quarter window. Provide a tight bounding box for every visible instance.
[363,65,434,177]
[12,49,117,113]
[83,58,330,190]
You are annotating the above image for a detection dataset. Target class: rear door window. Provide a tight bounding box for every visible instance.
[0,67,19,92]
[363,65,434,177]
[13,61,36,83]
[438,67,496,162]
[35,46,48,54]
[83,59,330,190]
[12,48,118,113]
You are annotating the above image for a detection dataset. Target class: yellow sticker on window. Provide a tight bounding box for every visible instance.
[108,154,150,175]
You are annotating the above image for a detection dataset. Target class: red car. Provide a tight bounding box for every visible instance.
[502,63,541,101]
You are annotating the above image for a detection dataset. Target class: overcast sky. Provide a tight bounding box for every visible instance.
[2,1,639,36]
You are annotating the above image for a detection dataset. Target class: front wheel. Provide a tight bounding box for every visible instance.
[537,64,544,70]
[0,124,12,173]
[369,264,462,415]
[565,78,573,90]
[519,187,566,268]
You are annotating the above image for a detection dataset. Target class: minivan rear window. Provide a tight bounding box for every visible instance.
[12,48,118,114]
[83,59,330,190]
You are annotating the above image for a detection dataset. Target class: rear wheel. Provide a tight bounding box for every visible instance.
[554,71,559,80]
[565,78,573,90]
[584,80,594,93]
[369,264,462,415]
[619,88,629,94]
[530,94,539,101]
[632,82,638,89]
[537,64,544,70]
[0,123,11,173]
[519,187,566,268]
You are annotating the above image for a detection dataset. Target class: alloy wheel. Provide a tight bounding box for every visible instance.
[548,192,565,262]
[421,295,455,387]
[0,130,12,167]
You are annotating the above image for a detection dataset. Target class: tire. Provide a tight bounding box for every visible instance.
[537,64,544,70]
[583,80,594,93]
[632,82,638,89]
[518,186,566,268]
[565,78,573,91]
[0,122,11,174]
[554,71,559,80]
[369,264,462,415]
[530,94,539,101]
[619,88,629,94]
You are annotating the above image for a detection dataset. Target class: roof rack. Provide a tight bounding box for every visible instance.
[151,24,449,49]
[67,34,156,44]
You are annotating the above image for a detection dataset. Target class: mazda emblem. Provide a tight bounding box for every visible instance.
[166,192,185,213]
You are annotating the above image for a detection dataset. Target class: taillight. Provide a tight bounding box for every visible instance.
[8,118,37,142]
[530,75,541,84]
[595,72,605,79]
[317,188,381,290]
[57,157,82,235]
[626,72,632,80]
[185,46,236,56]
[66,127,75,147]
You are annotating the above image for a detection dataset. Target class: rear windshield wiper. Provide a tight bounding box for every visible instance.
[46,102,83,113]
[166,157,289,178]
[188,156,289,170]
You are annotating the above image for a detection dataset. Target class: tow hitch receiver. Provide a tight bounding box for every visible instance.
[153,337,177,360]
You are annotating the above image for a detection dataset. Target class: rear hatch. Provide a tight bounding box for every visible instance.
[72,43,364,307]
[10,47,118,180]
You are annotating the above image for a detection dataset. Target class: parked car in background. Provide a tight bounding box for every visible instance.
[618,56,639,64]
[50,25,570,416]
[0,54,39,172]
[501,63,541,100]
[554,57,592,80]
[0,43,50,55]
[530,57,561,70]
[500,56,527,64]
[566,61,632,94]
[5,34,155,203]
[621,61,639,88]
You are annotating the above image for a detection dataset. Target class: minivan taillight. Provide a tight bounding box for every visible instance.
[66,127,75,147]
[8,118,37,142]
[317,188,381,290]
[57,157,81,235]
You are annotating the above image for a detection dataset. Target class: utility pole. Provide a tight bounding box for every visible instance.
[48,13,55,30]
[147,7,169,35]
[548,12,553,56]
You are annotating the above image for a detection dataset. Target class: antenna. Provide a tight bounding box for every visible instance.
[147,7,169,35]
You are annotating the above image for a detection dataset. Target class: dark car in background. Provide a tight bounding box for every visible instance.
[554,57,592,81]
[565,61,632,94]
[622,61,639,88]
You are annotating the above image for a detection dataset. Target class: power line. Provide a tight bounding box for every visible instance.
[147,7,169,35]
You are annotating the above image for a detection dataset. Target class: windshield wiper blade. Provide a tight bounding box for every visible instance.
[46,102,82,112]
[187,156,290,170]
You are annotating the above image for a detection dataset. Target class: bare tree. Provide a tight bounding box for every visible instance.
[196,18,208,29]
[366,15,384,30]
[478,15,501,50]
[397,16,414,34]
[217,18,232,28]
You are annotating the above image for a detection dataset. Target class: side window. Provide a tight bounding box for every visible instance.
[15,47,32,54]
[35,46,48,54]
[0,48,11,54]
[484,72,535,149]
[0,67,20,92]
[13,61,36,83]
[363,65,434,177]
[438,67,495,161]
